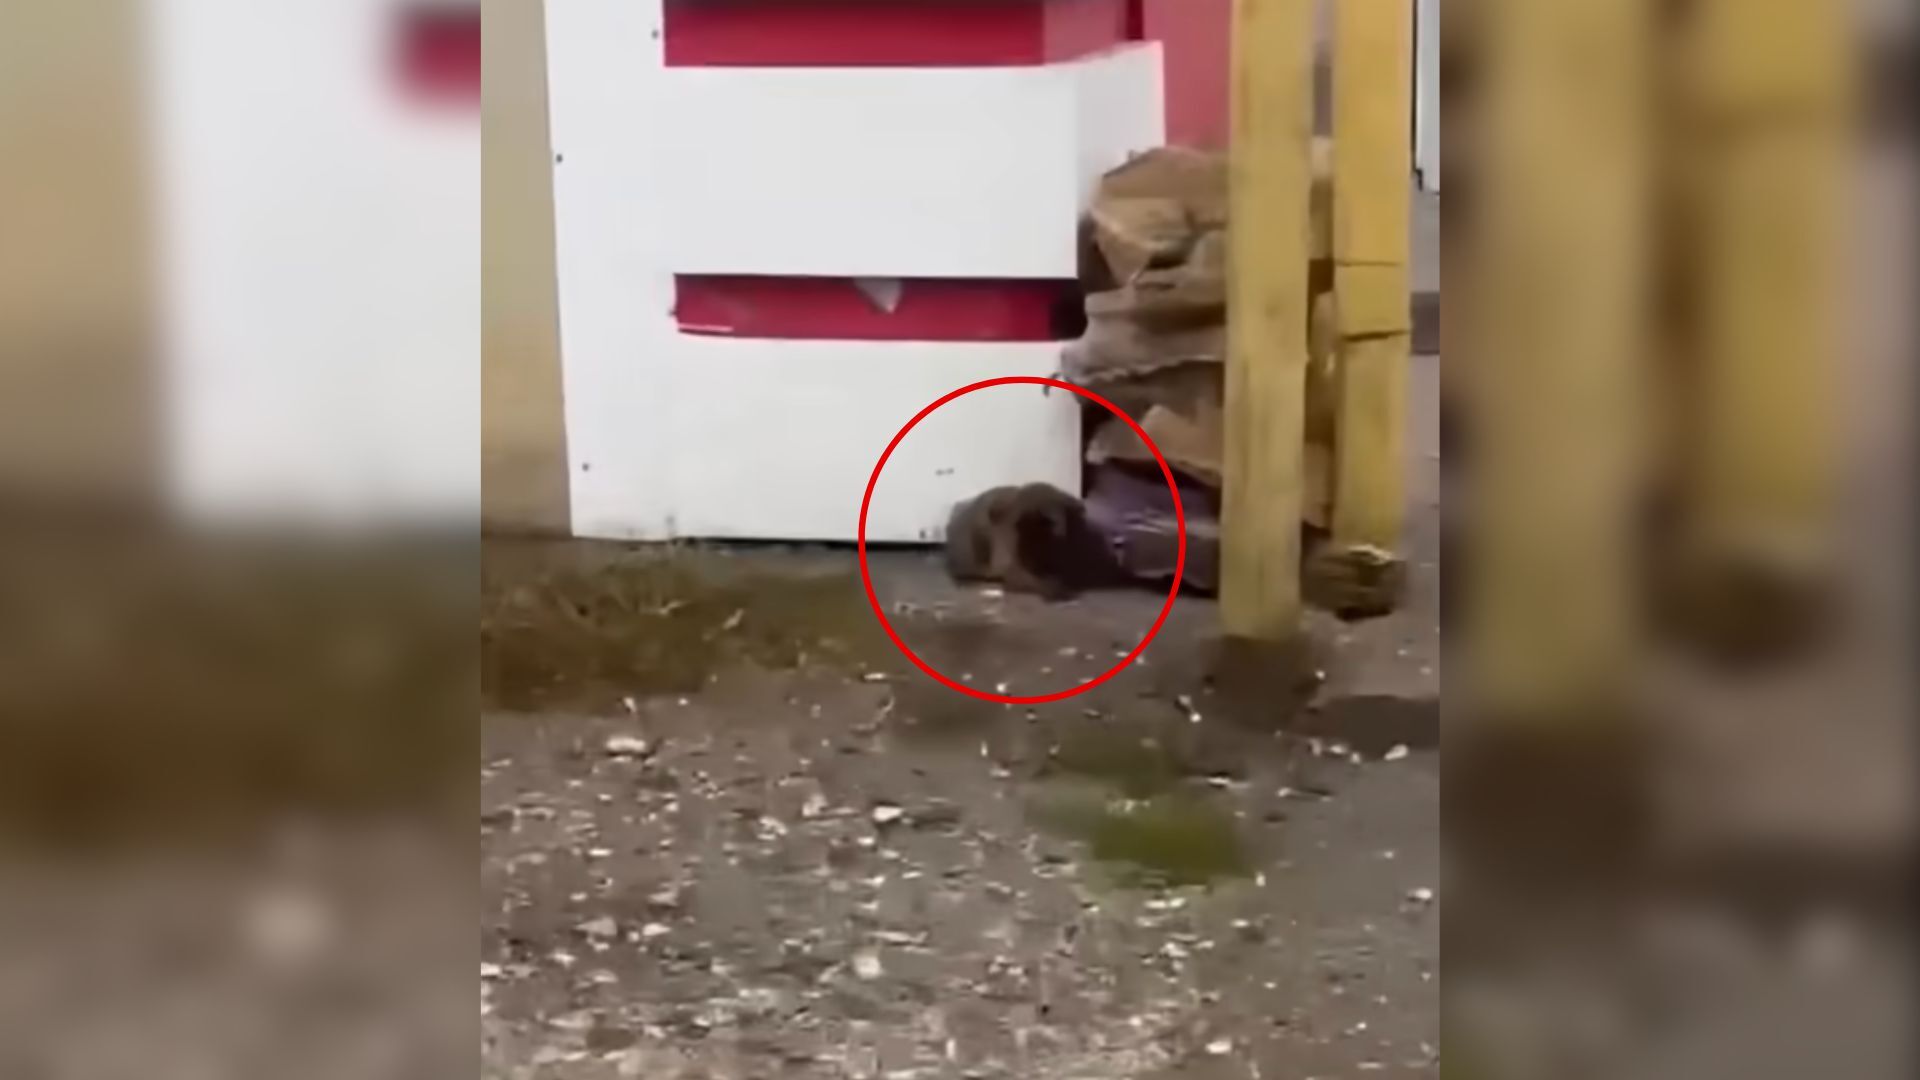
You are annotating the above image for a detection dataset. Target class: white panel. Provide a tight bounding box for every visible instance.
[1415,0,1440,191]
[544,0,680,539]
[657,45,1166,280]
[667,339,1081,543]
[146,0,479,527]
[1075,42,1166,197]
[545,11,1163,541]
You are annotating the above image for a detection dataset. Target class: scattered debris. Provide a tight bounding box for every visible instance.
[1304,541,1409,620]
[604,734,653,758]
[1175,694,1203,725]
[482,537,1438,1080]
[578,916,619,939]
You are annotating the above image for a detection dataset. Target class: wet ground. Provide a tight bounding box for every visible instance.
[479,370,1445,1080]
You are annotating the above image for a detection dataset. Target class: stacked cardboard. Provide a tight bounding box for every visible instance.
[1064,141,1338,591]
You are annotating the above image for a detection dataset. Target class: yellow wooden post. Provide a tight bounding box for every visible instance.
[1221,0,1317,642]
[1463,0,1654,718]
[1311,0,1415,617]
[1666,0,1849,650]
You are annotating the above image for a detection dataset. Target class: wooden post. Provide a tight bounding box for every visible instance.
[1666,0,1848,652]
[1463,0,1654,718]
[1310,0,1415,617]
[1222,0,1317,642]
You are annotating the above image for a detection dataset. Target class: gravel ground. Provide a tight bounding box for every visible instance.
[477,357,1446,1080]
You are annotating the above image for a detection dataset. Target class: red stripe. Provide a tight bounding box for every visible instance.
[675,277,1073,342]
[664,0,1129,67]
[662,1,1234,146]
[395,3,481,106]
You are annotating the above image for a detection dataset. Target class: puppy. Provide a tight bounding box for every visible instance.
[944,483,1117,600]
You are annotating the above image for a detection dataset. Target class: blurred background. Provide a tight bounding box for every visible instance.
[0,1,1912,1078]
[0,1,154,509]
[1443,2,1914,1079]
[2,3,475,1077]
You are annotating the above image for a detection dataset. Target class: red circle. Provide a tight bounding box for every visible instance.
[857,376,1186,705]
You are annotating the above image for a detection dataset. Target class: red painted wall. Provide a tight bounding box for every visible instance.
[664,0,1129,67]
[395,3,481,106]
[1139,0,1232,149]
[675,277,1072,342]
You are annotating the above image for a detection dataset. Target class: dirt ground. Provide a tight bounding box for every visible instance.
[478,351,1444,1080]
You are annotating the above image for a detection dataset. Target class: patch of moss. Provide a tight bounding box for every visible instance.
[1032,786,1248,888]
[481,539,889,712]
[1,532,472,851]
[1047,728,1189,799]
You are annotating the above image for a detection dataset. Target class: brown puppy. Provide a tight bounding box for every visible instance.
[944,483,1116,601]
